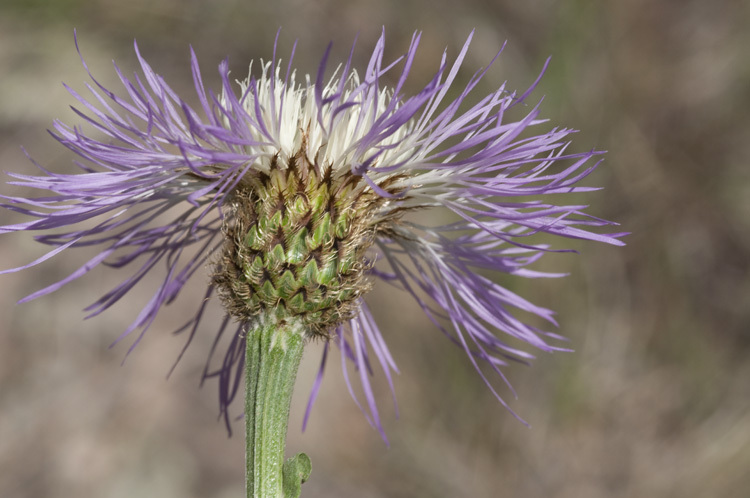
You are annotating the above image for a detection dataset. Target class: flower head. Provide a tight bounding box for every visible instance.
[1,30,624,441]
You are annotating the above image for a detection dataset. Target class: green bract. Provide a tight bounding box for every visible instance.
[214,147,403,336]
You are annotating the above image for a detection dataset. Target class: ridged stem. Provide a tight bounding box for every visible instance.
[245,315,311,498]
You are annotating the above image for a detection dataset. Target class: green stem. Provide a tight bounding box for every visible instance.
[245,315,311,498]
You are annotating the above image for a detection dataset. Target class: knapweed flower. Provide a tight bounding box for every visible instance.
[1,31,624,441]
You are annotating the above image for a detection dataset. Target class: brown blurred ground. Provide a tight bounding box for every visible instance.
[1,1,749,497]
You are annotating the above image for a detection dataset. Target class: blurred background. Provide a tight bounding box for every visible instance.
[1,1,749,497]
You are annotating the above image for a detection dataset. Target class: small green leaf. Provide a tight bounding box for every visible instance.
[276,270,298,300]
[337,287,356,302]
[298,259,319,287]
[309,212,331,249]
[244,255,265,285]
[282,453,312,498]
[338,251,356,274]
[245,225,262,250]
[316,257,338,286]
[265,243,286,272]
[286,227,308,265]
[287,292,305,314]
[291,195,308,216]
[334,210,350,239]
[309,183,329,212]
[269,210,283,232]
[281,211,293,233]
[258,279,277,301]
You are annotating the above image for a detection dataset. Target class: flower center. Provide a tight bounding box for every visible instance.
[214,148,401,336]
